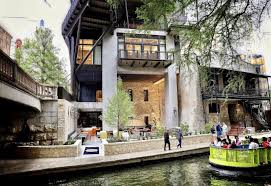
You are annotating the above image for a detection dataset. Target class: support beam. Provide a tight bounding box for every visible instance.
[75,24,114,74]
[66,0,89,37]
[153,62,160,68]
[142,61,148,67]
[74,18,81,63]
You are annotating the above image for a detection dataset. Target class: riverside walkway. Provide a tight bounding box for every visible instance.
[0,143,210,177]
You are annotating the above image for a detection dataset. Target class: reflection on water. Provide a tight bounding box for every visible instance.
[49,155,269,186]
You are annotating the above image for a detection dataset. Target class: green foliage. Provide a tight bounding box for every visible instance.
[102,78,134,135]
[180,122,189,136]
[222,73,245,99]
[204,122,213,134]
[154,124,165,138]
[14,28,68,87]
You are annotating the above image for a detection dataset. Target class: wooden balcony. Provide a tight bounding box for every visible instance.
[118,50,174,68]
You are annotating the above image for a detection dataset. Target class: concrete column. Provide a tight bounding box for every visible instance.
[102,31,118,131]
[178,65,205,133]
[165,65,178,129]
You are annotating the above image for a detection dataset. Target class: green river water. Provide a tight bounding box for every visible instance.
[46,154,271,186]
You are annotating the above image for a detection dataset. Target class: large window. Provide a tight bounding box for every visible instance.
[118,35,166,60]
[76,39,102,65]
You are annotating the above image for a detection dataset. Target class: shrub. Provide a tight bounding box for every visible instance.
[180,123,189,136]
[204,122,213,134]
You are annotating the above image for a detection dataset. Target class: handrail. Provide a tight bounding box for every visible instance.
[0,49,57,100]
[118,49,174,61]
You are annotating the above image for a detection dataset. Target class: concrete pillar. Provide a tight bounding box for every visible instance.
[165,65,178,129]
[178,65,205,133]
[102,32,118,131]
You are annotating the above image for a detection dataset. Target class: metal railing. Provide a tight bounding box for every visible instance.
[0,49,57,99]
[202,86,270,99]
[118,49,174,61]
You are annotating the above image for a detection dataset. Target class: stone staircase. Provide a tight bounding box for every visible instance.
[227,125,245,136]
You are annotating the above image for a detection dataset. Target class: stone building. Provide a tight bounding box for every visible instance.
[0,25,12,55]
[62,0,271,134]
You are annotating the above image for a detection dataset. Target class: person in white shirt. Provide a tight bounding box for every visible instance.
[249,138,259,149]
[222,122,228,138]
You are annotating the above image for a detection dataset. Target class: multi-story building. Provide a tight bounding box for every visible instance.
[0,25,12,55]
[62,0,270,133]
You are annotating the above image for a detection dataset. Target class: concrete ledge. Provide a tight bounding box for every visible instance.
[15,140,81,158]
[104,134,211,155]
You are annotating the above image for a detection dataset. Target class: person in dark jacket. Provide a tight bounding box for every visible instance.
[164,129,171,151]
[177,129,183,148]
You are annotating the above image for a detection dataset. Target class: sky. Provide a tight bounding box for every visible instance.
[0,0,70,71]
[0,0,270,77]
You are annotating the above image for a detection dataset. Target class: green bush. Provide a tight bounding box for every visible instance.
[180,123,189,136]
[64,140,76,145]
[204,122,213,134]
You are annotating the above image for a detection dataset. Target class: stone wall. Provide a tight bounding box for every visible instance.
[104,134,211,155]
[15,140,81,158]
[123,79,165,126]
[0,25,12,55]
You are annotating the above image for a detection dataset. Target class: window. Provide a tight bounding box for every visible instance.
[76,39,101,65]
[128,89,133,101]
[144,90,148,101]
[144,116,149,125]
[209,103,220,113]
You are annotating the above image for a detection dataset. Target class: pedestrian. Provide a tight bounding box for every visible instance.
[177,128,183,148]
[216,122,222,139]
[164,129,171,151]
[210,124,216,144]
[222,122,228,138]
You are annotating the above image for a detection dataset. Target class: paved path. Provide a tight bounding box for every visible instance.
[0,143,210,176]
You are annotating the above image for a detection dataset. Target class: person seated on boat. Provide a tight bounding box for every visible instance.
[262,137,270,148]
[228,140,237,148]
[215,137,222,147]
[268,137,271,147]
[249,138,259,149]
[222,139,229,148]
[235,136,241,146]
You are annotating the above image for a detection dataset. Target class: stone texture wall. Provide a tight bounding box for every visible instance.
[123,79,165,126]
[104,134,211,155]
[15,140,81,158]
[0,25,12,55]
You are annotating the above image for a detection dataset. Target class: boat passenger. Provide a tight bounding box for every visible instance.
[268,137,271,147]
[222,141,229,149]
[229,140,237,148]
[235,136,241,146]
[215,138,222,147]
[262,137,270,148]
[249,138,259,149]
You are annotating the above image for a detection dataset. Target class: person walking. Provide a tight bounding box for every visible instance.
[164,129,171,151]
[210,124,216,144]
[177,128,183,148]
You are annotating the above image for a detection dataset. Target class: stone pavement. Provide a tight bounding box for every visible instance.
[0,143,210,177]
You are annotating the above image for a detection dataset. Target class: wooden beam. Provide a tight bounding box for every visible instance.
[74,18,81,64]
[154,62,160,68]
[82,17,111,25]
[130,61,135,67]
[81,22,106,29]
[142,61,148,67]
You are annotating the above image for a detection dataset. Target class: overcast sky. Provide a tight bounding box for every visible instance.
[0,0,270,76]
[0,0,70,70]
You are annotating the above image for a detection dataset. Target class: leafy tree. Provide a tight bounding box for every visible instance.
[102,78,134,138]
[14,28,67,87]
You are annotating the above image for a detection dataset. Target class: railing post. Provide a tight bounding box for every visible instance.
[12,62,17,82]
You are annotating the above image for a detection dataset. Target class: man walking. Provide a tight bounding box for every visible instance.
[177,128,183,148]
[164,129,171,151]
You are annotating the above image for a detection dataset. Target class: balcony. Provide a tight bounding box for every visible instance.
[202,86,270,100]
[118,50,174,68]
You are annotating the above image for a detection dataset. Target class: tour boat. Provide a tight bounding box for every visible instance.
[209,146,271,177]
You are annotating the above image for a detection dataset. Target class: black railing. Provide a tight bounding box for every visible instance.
[0,49,57,99]
[202,86,270,99]
[118,49,174,61]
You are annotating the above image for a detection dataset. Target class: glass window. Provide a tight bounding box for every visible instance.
[128,89,133,101]
[143,38,158,45]
[144,90,148,101]
[76,39,101,65]
[209,103,220,113]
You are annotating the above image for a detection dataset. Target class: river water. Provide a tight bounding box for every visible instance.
[48,154,270,186]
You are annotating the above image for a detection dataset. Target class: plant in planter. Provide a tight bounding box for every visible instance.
[180,122,189,136]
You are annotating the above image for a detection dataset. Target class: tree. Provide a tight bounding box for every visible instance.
[15,28,67,87]
[102,78,134,138]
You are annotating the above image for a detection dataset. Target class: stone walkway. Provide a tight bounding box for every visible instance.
[0,143,210,176]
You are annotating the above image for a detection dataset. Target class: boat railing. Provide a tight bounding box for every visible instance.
[209,145,270,168]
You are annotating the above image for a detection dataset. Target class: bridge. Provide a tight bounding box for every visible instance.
[0,49,58,112]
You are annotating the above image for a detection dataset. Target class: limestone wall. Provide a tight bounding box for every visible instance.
[15,140,81,158]
[104,134,211,155]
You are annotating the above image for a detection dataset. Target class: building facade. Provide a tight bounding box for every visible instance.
[62,0,271,133]
[0,25,12,55]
